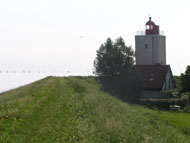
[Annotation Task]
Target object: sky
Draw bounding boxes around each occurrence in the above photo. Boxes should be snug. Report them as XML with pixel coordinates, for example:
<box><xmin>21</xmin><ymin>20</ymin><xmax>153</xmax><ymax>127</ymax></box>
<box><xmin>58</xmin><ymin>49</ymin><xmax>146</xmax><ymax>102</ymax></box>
<box><xmin>0</xmin><ymin>0</ymin><xmax>189</xmax><ymax>75</ymax></box>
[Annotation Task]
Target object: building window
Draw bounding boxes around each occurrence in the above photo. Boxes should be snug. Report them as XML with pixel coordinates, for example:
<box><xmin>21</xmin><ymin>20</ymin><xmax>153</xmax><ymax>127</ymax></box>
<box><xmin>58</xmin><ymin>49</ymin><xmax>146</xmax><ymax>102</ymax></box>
<box><xmin>146</xmin><ymin>25</ymin><xmax>150</xmax><ymax>30</ymax></box>
<box><xmin>145</xmin><ymin>44</ymin><xmax>148</xmax><ymax>49</ymax></box>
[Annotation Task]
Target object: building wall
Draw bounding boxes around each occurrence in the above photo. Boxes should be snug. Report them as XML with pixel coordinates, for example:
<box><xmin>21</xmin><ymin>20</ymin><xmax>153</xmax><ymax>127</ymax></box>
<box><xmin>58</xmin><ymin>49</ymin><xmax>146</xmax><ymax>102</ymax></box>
<box><xmin>162</xmin><ymin>70</ymin><xmax>175</xmax><ymax>91</ymax></box>
<box><xmin>135</xmin><ymin>35</ymin><xmax>166</xmax><ymax>65</ymax></box>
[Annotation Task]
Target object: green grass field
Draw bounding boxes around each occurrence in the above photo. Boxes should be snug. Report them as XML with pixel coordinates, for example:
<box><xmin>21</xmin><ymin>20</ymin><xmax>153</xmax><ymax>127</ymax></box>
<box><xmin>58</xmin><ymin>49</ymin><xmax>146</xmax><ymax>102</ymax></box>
<box><xmin>0</xmin><ymin>76</ymin><xmax>189</xmax><ymax>143</ymax></box>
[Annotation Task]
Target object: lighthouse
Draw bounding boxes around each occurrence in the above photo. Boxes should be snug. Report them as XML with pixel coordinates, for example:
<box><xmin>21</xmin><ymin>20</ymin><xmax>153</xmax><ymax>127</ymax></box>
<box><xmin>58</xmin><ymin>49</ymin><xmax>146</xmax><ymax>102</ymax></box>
<box><xmin>135</xmin><ymin>17</ymin><xmax>166</xmax><ymax>65</ymax></box>
<box><xmin>135</xmin><ymin>18</ymin><xmax>175</xmax><ymax>96</ymax></box>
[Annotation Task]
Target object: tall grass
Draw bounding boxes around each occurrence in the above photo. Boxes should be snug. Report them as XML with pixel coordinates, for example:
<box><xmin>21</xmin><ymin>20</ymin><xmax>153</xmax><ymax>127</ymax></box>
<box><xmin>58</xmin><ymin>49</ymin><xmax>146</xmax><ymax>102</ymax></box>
<box><xmin>0</xmin><ymin>76</ymin><xmax>189</xmax><ymax>143</ymax></box>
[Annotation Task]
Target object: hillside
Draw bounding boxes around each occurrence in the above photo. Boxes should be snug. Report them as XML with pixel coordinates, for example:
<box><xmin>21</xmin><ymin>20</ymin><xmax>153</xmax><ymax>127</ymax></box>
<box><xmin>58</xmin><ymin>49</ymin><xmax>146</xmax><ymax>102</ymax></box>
<box><xmin>0</xmin><ymin>76</ymin><xmax>189</xmax><ymax>143</ymax></box>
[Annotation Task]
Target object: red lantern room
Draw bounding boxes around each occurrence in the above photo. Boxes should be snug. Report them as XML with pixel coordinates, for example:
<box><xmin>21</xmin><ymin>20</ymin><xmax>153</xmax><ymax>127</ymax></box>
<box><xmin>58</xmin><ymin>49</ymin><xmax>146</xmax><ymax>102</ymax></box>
<box><xmin>145</xmin><ymin>17</ymin><xmax>159</xmax><ymax>35</ymax></box>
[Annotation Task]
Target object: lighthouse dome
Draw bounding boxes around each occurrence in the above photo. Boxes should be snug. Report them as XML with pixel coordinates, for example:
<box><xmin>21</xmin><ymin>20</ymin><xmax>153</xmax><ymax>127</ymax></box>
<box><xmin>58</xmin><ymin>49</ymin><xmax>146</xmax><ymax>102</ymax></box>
<box><xmin>146</xmin><ymin>17</ymin><xmax>155</xmax><ymax>26</ymax></box>
<box><xmin>145</xmin><ymin>17</ymin><xmax>159</xmax><ymax>35</ymax></box>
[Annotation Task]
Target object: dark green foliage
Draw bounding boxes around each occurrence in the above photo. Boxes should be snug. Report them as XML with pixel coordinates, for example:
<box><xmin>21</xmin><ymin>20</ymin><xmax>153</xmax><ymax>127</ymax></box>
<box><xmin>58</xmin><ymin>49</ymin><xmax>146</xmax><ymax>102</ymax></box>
<box><xmin>113</xmin><ymin>72</ymin><xmax>143</xmax><ymax>100</ymax></box>
<box><xmin>98</xmin><ymin>72</ymin><xmax>143</xmax><ymax>101</ymax></box>
<box><xmin>183</xmin><ymin>105</ymin><xmax>190</xmax><ymax>113</ymax></box>
<box><xmin>185</xmin><ymin>65</ymin><xmax>190</xmax><ymax>75</ymax></box>
<box><xmin>181</xmin><ymin>74</ymin><xmax>190</xmax><ymax>91</ymax></box>
<box><xmin>94</xmin><ymin>37</ymin><xmax>135</xmax><ymax>76</ymax></box>
<box><xmin>173</xmin><ymin>76</ymin><xmax>182</xmax><ymax>91</ymax></box>
<box><xmin>181</xmin><ymin>65</ymin><xmax>190</xmax><ymax>92</ymax></box>
<box><xmin>94</xmin><ymin>37</ymin><xmax>142</xmax><ymax>101</ymax></box>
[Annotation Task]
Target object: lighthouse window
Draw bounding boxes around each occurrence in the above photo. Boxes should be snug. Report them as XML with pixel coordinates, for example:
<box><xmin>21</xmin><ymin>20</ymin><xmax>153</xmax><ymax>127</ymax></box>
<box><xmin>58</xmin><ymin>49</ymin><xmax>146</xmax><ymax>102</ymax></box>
<box><xmin>145</xmin><ymin>44</ymin><xmax>148</xmax><ymax>49</ymax></box>
<box><xmin>146</xmin><ymin>25</ymin><xmax>149</xmax><ymax>30</ymax></box>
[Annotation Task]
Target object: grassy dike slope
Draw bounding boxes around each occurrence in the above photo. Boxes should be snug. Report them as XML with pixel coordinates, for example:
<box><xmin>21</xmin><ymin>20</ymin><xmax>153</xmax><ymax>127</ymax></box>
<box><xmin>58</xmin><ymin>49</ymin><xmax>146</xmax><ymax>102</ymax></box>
<box><xmin>0</xmin><ymin>76</ymin><xmax>189</xmax><ymax>143</ymax></box>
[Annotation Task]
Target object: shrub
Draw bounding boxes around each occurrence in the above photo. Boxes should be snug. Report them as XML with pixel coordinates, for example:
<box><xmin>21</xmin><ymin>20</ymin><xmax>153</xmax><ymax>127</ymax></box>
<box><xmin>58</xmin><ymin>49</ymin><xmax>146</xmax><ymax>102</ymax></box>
<box><xmin>183</xmin><ymin>105</ymin><xmax>190</xmax><ymax>113</ymax></box>
<box><xmin>98</xmin><ymin>71</ymin><xmax>143</xmax><ymax>101</ymax></box>
<box><xmin>181</xmin><ymin>74</ymin><xmax>190</xmax><ymax>92</ymax></box>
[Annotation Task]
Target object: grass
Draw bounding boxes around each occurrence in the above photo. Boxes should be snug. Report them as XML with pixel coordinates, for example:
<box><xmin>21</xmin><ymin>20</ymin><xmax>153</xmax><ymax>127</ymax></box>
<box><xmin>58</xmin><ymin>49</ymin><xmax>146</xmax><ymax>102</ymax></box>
<box><xmin>0</xmin><ymin>76</ymin><xmax>189</xmax><ymax>143</ymax></box>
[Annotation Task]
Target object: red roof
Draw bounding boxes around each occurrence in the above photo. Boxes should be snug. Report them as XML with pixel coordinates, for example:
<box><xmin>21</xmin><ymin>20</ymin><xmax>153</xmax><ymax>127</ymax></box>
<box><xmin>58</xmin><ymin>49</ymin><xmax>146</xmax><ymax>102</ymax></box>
<box><xmin>146</xmin><ymin>18</ymin><xmax>155</xmax><ymax>26</ymax></box>
<box><xmin>135</xmin><ymin>65</ymin><xmax>171</xmax><ymax>90</ymax></box>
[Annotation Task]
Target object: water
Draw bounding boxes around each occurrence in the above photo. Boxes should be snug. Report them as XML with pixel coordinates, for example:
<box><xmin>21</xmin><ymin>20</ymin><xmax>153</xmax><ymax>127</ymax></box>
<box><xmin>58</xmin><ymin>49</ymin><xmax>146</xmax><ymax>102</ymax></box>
<box><xmin>0</xmin><ymin>67</ymin><xmax>93</xmax><ymax>93</ymax></box>
<box><xmin>0</xmin><ymin>73</ymin><xmax>64</xmax><ymax>93</ymax></box>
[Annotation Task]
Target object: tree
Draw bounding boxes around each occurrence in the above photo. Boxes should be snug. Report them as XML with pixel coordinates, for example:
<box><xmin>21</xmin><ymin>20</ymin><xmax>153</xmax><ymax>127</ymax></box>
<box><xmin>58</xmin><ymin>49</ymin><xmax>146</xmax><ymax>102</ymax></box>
<box><xmin>94</xmin><ymin>37</ymin><xmax>135</xmax><ymax>76</ymax></box>
<box><xmin>181</xmin><ymin>65</ymin><xmax>190</xmax><ymax>91</ymax></box>
<box><xmin>185</xmin><ymin>65</ymin><xmax>190</xmax><ymax>75</ymax></box>
<box><xmin>94</xmin><ymin>37</ymin><xmax>142</xmax><ymax>101</ymax></box>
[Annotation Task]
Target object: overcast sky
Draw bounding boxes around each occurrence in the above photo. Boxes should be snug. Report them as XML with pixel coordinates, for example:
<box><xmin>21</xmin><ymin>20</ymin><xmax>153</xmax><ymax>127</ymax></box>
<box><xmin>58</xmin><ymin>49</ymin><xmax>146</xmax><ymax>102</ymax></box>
<box><xmin>0</xmin><ymin>0</ymin><xmax>189</xmax><ymax>75</ymax></box>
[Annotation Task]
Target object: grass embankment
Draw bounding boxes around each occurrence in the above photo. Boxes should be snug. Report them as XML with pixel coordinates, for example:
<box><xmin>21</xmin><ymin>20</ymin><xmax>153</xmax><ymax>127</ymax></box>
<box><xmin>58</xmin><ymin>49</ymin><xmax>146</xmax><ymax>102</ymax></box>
<box><xmin>0</xmin><ymin>76</ymin><xmax>189</xmax><ymax>143</ymax></box>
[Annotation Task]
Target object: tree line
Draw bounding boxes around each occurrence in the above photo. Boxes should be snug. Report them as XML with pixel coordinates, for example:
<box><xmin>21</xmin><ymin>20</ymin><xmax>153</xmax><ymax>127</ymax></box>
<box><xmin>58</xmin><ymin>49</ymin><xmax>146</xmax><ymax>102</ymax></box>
<box><xmin>181</xmin><ymin>66</ymin><xmax>190</xmax><ymax>92</ymax></box>
<box><xmin>94</xmin><ymin>36</ymin><xmax>190</xmax><ymax>101</ymax></box>
<box><xmin>94</xmin><ymin>37</ymin><xmax>142</xmax><ymax>101</ymax></box>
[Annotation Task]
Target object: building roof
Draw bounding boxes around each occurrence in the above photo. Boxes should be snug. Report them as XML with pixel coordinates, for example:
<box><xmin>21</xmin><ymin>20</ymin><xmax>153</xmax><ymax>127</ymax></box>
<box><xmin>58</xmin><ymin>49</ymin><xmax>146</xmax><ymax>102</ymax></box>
<box><xmin>145</xmin><ymin>17</ymin><xmax>155</xmax><ymax>26</ymax></box>
<box><xmin>135</xmin><ymin>65</ymin><xmax>171</xmax><ymax>90</ymax></box>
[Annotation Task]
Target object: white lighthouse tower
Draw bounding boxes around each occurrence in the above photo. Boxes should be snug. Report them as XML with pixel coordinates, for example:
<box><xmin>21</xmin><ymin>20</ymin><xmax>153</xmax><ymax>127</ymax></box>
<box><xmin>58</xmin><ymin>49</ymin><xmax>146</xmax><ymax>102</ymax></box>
<box><xmin>135</xmin><ymin>17</ymin><xmax>166</xmax><ymax>65</ymax></box>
